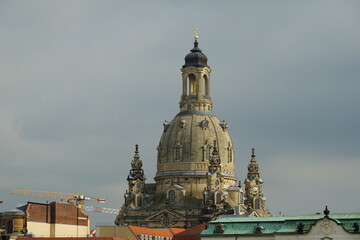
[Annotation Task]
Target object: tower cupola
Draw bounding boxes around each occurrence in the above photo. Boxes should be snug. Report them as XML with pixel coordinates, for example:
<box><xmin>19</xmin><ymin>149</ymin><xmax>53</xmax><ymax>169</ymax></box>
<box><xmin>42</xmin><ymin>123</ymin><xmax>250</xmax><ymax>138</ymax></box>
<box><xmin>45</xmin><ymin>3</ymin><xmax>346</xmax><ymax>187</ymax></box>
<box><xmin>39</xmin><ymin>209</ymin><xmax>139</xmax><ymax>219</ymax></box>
<box><xmin>180</xmin><ymin>28</ymin><xmax>212</xmax><ymax>113</ymax></box>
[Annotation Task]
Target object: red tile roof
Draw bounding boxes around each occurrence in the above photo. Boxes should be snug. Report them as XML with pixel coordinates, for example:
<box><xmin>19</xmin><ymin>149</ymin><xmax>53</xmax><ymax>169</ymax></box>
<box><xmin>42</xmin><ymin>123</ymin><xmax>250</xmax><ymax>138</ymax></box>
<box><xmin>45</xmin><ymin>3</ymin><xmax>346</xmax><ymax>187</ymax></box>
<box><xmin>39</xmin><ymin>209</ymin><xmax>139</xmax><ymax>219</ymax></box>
<box><xmin>128</xmin><ymin>226</ymin><xmax>174</xmax><ymax>238</ymax></box>
<box><xmin>172</xmin><ymin>223</ymin><xmax>208</xmax><ymax>240</ymax></box>
<box><xmin>170</xmin><ymin>228</ymin><xmax>186</xmax><ymax>235</ymax></box>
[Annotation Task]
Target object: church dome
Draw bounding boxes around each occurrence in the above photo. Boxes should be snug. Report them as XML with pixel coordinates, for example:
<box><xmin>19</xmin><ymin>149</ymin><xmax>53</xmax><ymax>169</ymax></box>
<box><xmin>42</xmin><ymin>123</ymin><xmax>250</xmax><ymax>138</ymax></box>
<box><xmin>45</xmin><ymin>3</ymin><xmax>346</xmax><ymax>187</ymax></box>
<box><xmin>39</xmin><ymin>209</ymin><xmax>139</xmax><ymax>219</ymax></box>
<box><xmin>182</xmin><ymin>40</ymin><xmax>209</xmax><ymax>68</ymax></box>
<box><xmin>156</xmin><ymin>112</ymin><xmax>235</xmax><ymax>178</ymax></box>
<box><xmin>117</xmin><ymin>33</ymin><xmax>247</xmax><ymax>228</ymax></box>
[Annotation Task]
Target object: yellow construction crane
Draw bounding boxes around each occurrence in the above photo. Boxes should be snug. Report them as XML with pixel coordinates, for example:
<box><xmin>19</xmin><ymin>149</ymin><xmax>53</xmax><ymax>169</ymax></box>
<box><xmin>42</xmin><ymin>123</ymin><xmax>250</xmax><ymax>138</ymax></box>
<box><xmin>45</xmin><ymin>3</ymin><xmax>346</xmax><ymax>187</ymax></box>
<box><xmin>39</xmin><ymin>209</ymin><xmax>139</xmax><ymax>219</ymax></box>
<box><xmin>11</xmin><ymin>190</ymin><xmax>105</xmax><ymax>209</ymax></box>
<box><xmin>83</xmin><ymin>206</ymin><xmax>121</xmax><ymax>215</ymax></box>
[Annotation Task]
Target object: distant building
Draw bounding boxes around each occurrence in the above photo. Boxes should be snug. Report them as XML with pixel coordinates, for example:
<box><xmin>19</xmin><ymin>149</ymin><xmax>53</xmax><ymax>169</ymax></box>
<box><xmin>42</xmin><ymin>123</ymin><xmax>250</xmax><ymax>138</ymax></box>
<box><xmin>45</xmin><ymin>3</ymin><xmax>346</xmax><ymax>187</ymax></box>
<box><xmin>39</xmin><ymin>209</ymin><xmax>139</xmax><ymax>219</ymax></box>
<box><xmin>116</xmin><ymin>33</ymin><xmax>271</xmax><ymax>229</ymax></box>
<box><xmin>201</xmin><ymin>207</ymin><xmax>360</xmax><ymax>240</ymax></box>
<box><xmin>0</xmin><ymin>209</ymin><xmax>26</xmax><ymax>240</ymax></box>
<box><xmin>0</xmin><ymin>201</ymin><xmax>90</xmax><ymax>239</ymax></box>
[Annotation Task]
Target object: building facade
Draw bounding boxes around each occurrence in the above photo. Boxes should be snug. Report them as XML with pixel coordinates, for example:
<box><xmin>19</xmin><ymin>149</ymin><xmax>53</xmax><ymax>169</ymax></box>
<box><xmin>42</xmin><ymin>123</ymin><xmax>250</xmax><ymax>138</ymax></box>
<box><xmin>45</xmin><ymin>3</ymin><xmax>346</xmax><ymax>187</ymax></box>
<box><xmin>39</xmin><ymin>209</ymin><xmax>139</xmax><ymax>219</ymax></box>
<box><xmin>115</xmin><ymin>34</ymin><xmax>271</xmax><ymax>228</ymax></box>
<box><xmin>0</xmin><ymin>201</ymin><xmax>90</xmax><ymax>239</ymax></box>
<box><xmin>201</xmin><ymin>207</ymin><xmax>360</xmax><ymax>240</ymax></box>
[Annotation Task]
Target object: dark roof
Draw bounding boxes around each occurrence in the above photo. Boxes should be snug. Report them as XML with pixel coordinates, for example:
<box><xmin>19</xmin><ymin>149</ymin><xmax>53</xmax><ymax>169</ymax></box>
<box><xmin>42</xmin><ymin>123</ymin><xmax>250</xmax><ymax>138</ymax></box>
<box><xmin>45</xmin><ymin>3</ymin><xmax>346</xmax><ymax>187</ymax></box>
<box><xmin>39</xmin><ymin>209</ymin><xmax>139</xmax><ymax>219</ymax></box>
<box><xmin>182</xmin><ymin>40</ymin><xmax>208</xmax><ymax>68</ymax></box>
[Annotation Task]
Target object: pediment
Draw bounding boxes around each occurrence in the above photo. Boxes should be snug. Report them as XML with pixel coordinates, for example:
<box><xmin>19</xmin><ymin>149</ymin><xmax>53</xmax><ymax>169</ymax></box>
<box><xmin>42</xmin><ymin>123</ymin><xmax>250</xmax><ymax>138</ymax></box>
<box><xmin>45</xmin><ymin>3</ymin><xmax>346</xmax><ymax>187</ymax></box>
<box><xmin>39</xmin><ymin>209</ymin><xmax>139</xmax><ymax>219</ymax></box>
<box><xmin>249</xmin><ymin>210</ymin><xmax>260</xmax><ymax>217</ymax></box>
<box><xmin>309</xmin><ymin>218</ymin><xmax>347</xmax><ymax>236</ymax></box>
<box><xmin>144</xmin><ymin>208</ymin><xmax>186</xmax><ymax>222</ymax></box>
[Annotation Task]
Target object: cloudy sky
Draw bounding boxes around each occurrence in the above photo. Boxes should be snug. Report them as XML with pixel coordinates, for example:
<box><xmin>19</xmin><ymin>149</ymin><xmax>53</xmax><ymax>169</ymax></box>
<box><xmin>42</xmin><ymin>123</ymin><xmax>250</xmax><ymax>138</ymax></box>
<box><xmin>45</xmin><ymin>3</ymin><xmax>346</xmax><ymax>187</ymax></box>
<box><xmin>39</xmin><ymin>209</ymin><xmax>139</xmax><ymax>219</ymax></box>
<box><xmin>1</xmin><ymin>1</ymin><xmax>360</xmax><ymax>227</ymax></box>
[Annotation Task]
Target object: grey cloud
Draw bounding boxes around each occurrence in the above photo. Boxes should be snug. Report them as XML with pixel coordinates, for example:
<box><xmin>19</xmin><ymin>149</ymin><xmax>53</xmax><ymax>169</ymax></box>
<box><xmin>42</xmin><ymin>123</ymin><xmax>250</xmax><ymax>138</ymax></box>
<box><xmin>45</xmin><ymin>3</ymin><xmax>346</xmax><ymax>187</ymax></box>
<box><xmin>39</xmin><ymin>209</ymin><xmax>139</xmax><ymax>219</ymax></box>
<box><xmin>1</xmin><ymin>0</ymin><xmax>359</xmax><ymax>226</ymax></box>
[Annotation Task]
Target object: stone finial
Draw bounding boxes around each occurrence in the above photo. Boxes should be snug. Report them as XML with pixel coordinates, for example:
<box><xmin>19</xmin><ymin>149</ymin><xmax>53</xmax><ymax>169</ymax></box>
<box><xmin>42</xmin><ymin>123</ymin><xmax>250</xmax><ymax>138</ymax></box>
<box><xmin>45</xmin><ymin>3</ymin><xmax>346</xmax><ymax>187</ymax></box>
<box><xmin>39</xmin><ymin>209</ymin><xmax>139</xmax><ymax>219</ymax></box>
<box><xmin>219</xmin><ymin>120</ymin><xmax>228</xmax><ymax>131</ymax></box>
<box><xmin>324</xmin><ymin>205</ymin><xmax>330</xmax><ymax>218</ymax></box>
<box><xmin>163</xmin><ymin>120</ymin><xmax>170</xmax><ymax>132</ymax></box>
<box><xmin>212</xmin><ymin>140</ymin><xmax>218</xmax><ymax>154</ymax></box>
<box><xmin>135</xmin><ymin>144</ymin><xmax>139</xmax><ymax>153</ymax></box>
<box><xmin>131</xmin><ymin>144</ymin><xmax>143</xmax><ymax>170</ymax></box>
<box><xmin>247</xmin><ymin>148</ymin><xmax>259</xmax><ymax>180</ymax></box>
<box><xmin>208</xmin><ymin>140</ymin><xmax>221</xmax><ymax>173</ymax></box>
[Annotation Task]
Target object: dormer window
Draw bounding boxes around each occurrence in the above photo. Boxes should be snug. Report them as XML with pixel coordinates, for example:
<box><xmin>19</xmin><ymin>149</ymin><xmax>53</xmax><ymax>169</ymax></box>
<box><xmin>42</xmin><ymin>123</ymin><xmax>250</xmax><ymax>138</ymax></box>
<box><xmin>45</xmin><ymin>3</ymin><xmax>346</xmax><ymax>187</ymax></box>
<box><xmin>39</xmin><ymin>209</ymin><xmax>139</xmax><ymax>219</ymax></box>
<box><xmin>214</xmin><ymin>224</ymin><xmax>224</xmax><ymax>233</ymax></box>
<box><xmin>253</xmin><ymin>225</ymin><xmax>264</xmax><ymax>234</ymax></box>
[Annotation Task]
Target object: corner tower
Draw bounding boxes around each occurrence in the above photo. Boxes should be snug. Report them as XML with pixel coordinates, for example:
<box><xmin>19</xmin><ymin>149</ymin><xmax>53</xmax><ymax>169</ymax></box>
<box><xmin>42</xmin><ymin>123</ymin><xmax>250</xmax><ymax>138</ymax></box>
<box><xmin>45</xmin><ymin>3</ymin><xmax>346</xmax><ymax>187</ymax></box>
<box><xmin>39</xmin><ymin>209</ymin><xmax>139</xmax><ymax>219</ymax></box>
<box><xmin>116</xmin><ymin>31</ymin><xmax>244</xmax><ymax>228</ymax></box>
<box><xmin>244</xmin><ymin>148</ymin><xmax>271</xmax><ymax>217</ymax></box>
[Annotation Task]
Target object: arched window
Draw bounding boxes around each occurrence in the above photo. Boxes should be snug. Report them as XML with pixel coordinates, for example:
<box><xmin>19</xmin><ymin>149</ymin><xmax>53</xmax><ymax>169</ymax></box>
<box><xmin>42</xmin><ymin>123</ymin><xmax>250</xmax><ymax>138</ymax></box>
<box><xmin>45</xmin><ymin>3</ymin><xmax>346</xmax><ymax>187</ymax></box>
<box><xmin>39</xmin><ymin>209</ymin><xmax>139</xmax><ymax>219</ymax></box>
<box><xmin>187</xmin><ymin>74</ymin><xmax>196</xmax><ymax>95</ymax></box>
<box><xmin>136</xmin><ymin>195</ymin><xmax>143</xmax><ymax>207</ymax></box>
<box><xmin>215</xmin><ymin>192</ymin><xmax>222</xmax><ymax>204</ymax></box>
<box><xmin>254</xmin><ymin>197</ymin><xmax>261</xmax><ymax>210</ymax></box>
<box><xmin>202</xmin><ymin>75</ymin><xmax>209</xmax><ymax>97</ymax></box>
<box><xmin>168</xmin><ymin>190</ymin><xmax>176</xmax><ymax>203</ymax></box>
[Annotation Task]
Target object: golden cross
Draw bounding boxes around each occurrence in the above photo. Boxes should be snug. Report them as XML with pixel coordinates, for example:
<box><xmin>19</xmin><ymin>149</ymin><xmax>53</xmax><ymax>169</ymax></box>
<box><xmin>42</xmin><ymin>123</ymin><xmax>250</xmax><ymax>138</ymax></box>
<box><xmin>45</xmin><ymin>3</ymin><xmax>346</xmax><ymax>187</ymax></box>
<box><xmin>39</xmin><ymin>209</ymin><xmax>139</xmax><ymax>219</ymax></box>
<box><xmin>194</xmin><ymin>28</ymin><xmax>199</xmax><ymax>40</ymax></box>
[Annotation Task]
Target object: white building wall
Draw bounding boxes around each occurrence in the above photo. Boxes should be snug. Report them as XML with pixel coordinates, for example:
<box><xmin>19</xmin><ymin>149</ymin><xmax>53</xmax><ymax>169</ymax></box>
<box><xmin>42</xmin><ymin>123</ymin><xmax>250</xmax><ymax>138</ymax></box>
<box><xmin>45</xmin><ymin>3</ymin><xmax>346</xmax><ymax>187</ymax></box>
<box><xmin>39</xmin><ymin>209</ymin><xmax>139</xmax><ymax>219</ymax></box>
<box><xmin>27</xmin><ymin>222</ymin><xmax>51</xmax><ymax>237</ymax></box>
<box><xmin>27</xmin><ymin>221</ymin><xmax>89</xmax><ymax>237</ymax></box>
<box><xmin>52</xmin><ymin>222</ymin><xmax>90</xmax><ymax>237</ymax></box>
